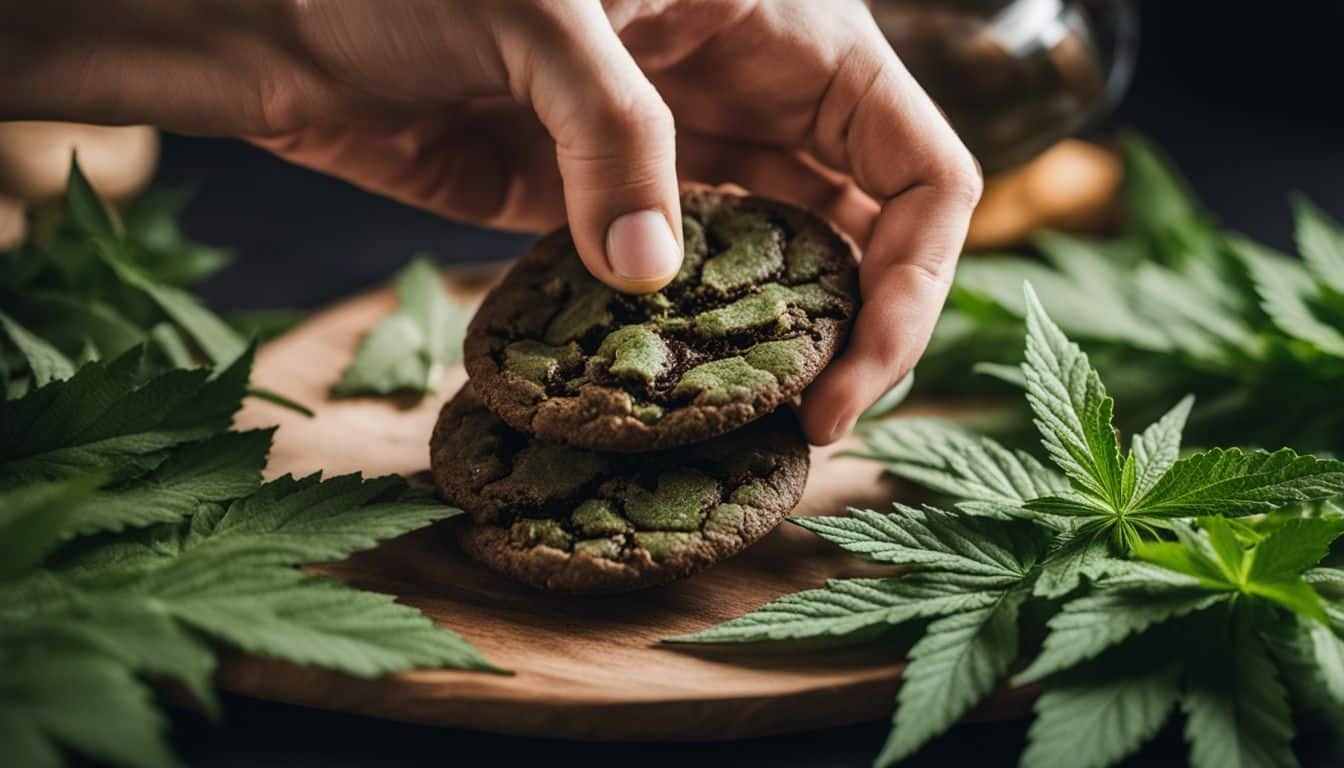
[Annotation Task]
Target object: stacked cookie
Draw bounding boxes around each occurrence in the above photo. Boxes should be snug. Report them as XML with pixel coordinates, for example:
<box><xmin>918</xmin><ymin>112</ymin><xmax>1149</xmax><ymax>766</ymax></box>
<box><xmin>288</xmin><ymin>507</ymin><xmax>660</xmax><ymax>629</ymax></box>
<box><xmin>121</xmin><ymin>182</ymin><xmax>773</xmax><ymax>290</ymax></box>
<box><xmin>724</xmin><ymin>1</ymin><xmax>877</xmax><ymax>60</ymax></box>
<box><xmin>430</xmin><ymin>189</ymin><xmax>859</xmax><ymax>593</ymax></box>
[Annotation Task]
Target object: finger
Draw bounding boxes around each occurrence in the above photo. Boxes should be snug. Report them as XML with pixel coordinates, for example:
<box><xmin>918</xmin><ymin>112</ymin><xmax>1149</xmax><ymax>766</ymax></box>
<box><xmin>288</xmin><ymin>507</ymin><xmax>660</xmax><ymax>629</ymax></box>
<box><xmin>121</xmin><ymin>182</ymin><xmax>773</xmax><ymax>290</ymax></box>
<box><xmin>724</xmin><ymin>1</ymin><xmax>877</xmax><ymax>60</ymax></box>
<box><xmin>676</xmin><ymin>132</ymin><xmax>880</xmax><ymax>247</ymax></box>
<box><xmin>251</xmin><ymin>101</ymin><xmax>568</xmax><ymax>232</ymax></box>
<box><xmin>798</xmin><ymin>186</ymin><xmax>972</xmax><ymax>445</ymax></box>
<box><xmin>504</xmin><ymin>1</ymin><xmax>682</xmax><ymax>294</ymax></box>
<box><xmin>798</xmin><ymin>17</ymin><xmax>982</xmax><ymax>444</ymax></box>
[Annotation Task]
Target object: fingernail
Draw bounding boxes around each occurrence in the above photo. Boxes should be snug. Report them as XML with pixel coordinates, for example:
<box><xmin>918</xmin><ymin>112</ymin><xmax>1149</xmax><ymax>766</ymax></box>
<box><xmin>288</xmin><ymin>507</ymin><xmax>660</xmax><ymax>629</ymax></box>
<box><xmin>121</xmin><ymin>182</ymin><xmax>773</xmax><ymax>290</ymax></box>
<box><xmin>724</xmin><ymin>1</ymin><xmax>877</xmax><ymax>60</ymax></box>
<box><xmin>606</xmin><ymin>209</ymin><xmax>681</xmax><ymax>283</ymax></box>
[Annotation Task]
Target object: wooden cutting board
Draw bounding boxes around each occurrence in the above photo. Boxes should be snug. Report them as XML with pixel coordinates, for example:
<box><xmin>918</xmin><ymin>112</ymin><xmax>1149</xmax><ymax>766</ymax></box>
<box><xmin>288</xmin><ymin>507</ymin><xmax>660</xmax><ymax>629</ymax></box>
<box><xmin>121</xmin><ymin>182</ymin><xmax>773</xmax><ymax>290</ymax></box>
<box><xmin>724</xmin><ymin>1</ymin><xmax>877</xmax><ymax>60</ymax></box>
<box><xmin>223</xmin><ymin>264</ymin><xmax>1030</xmax><ymax>741</ymax></box>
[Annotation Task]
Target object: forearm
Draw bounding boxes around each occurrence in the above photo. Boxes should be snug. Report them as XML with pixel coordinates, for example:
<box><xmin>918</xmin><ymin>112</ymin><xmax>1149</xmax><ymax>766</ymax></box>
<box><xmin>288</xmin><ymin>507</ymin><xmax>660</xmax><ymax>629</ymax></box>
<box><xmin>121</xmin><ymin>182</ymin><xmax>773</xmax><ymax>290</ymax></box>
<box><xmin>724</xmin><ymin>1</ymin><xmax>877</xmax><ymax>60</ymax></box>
<box><xmin>0</xmin><ymin>0</ymin><xmax>305</xmax><ymax>134</ymax></box>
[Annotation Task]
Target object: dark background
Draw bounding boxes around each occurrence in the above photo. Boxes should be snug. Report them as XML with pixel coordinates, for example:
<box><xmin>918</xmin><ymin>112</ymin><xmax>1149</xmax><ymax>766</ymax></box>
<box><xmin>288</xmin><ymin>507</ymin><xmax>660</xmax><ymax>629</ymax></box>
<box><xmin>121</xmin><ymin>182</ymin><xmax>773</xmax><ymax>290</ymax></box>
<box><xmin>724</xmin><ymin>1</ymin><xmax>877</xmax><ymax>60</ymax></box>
<box><xmin>155</xmin><ymin>1</ymin><xmax>1343</xmax><ymax>766</ymax></box>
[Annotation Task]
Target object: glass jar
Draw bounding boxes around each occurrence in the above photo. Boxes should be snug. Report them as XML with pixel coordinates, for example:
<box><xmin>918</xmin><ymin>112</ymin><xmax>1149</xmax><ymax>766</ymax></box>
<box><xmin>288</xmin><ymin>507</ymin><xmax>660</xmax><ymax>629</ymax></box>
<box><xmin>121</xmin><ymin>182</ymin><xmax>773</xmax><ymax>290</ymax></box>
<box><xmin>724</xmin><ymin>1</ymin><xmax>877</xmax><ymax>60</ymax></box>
<box><xmin>870</xmin><ymin>0</ymin><xmax>1138</xmax><ymax>173</ymax></box>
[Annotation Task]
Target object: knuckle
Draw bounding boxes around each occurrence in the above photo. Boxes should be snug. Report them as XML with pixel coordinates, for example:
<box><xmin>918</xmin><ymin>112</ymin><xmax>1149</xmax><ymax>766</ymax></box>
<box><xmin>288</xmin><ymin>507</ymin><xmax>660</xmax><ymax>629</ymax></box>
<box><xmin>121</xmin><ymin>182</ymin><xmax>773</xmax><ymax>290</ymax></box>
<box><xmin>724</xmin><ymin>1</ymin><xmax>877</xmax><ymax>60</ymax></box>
<box><xmin>933</xmin><ymin>150</ymin><xmax>984</xmax><ymax>209</ymax></box>
<box><xmin>601</xmin><ymin>87</ymin><xmax>676</xmax><ymax>145</ymax></box>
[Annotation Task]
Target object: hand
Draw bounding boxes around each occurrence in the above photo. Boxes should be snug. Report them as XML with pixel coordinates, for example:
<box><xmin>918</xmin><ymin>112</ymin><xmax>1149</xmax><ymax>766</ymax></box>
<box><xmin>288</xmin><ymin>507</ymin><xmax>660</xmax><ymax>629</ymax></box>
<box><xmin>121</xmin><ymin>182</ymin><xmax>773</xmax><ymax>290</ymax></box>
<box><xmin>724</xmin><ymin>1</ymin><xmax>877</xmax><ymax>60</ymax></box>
<box><xmin>1</xmin><ymin>0</ymin><xmax>981</xmax><ymax>445</ymax></box>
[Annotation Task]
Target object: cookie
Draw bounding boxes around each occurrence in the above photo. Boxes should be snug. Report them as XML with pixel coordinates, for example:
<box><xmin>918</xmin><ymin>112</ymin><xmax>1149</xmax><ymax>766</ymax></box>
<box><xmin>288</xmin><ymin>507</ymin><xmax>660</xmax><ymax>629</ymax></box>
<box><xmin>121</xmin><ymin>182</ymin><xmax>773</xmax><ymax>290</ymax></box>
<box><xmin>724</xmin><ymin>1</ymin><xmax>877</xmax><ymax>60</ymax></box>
<box><xmin>430</xmin><ymin>385</ymin><xmax>810</xmax><ymax>593</ymax></box>
<box><xmin>463</xmin><ymin>188</ymin><xmax>858</xmax><ymax>452</ymax></box>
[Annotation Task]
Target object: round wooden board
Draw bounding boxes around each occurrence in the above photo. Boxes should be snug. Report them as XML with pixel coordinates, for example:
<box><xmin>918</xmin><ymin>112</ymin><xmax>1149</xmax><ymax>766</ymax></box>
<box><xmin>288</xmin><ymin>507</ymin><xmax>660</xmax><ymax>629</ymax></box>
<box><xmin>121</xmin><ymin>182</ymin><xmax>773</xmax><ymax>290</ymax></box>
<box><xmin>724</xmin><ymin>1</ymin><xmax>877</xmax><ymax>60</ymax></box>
<box><xmin>223</xmin><ymin>264</ymin><xmax>1030</xmax><ymax>741</ymax></box>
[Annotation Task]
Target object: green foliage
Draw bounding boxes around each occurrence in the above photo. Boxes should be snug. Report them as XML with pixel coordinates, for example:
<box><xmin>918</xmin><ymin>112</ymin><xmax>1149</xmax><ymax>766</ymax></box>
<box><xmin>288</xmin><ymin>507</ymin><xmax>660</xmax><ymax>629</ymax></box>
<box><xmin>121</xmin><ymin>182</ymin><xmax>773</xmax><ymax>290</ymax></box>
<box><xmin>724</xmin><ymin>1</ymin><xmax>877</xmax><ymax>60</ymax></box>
<box><xmin>0</xmin><ymin>476</ymin><xmax>101</xmax><ymax>581</ymax></box>
<box><xmin>795</xmin><ymin>506</ymin><xmax>1045</xmax><ymax>579</ymax></box>
<box><xmin>666</xmin><ymin>576</ymin><xmax>1008</xmax><ymax>644</ymax></box>
<box><xmin>872</xmin><ymin>287</ymin><xmax>1344</xmax><ymax>565</ymax></box>
<box><xmin>1</xmin><ymin>159</ymin><xmax>246</xmax><ymax>378</ymax></box>
<box><xmin>1130</xmin><ymin>517</ymin><xmax>1344</xmax><ymax>621</ymax></box>
<box><xmin>61</xmin><ymin>428</ymin><xmax>273</xmax><ymax>537</ymax></box>
<box><xmin>857</xmin><ymin>419</ymin><xmax>1067</xmax><ymax>510</ymax></box>
<box><xmin>334</xmin><ymin>256</ymin><xmax>473</xmax><ymax>397</ymax></box>
<box><xmin>0</xmin><ymin>352</ymin><xmax>499</xmax><ymax>768</ymax></box>
<box><xmin>1022</xmin><ymin>660</ymin><xmax>1181</xmax><ymax>768</ymax></box>
<box><xmin>878</xmin><ymin>586</ymin><xmax>1028</xmax><ymax>765</ymax></box>
<box><xmin>0</xmin><ymin>157</ymin><xmax>315</xmax><ymax>420</ymax></box>
<box><xmin>0</xmin><ymin>345</ymin><xmax>252</xmax><ymax>488</ymax></box>
<box><xmin>677</xmin><ymin>285</ymin><xmax>1344</xmax><ymax>768</ymax></box>
<box><xmin>1182</xmin><ymin>618</ymin><xmax>1297</xmax><ymax>768</ymax></box>
<box><xmin>920</xmin><ymin>135</ymin><xmax>1344</xmax><ymax>455</ymax></box>
<box><xmin>0</xmin><ymin>310</ymin><xmax>75</xmax><ymax>387</ymax></box>
<box><xmin>0</xmin><ymin>168</ymin><xmax>500</xmax><ymax>766</ymax></box>
<box><xmin>0</xmin><ymin>645</ymin><xmax>184</xmax><ymax>768</ymax></box>
<box><xmin>101</xmin><ymin>253</ymin><xmax>246</xmax><ymax>365</ymax></box>
<box><xmin>1021</xmin><ymin>284</ymin><xmax>1125</xmax><ymax>508</ymax></box>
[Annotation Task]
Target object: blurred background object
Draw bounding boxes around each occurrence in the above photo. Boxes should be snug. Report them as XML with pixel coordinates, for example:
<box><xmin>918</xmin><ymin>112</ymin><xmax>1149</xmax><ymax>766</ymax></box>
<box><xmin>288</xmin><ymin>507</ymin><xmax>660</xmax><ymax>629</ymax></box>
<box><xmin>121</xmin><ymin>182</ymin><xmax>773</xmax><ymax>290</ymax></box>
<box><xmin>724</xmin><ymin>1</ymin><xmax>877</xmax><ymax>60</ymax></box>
<box><xmin>871</xmin><ymin>0</ymin><xmax>1137</xmax><ymax>248</ymax></box>
<box><xmin>0</xmin><ymin>192</ymin><xmax>25</xmax><ymax>250</ymax></box>
<box><xmin>0</xmin><ymin>122</ymin><xmax>159</xmax><ymax>203</ymax></box>
<box><xmin>870</xmin><ymin>0</ymin><xmax>1137</xmax><ymax>174</ymax></box>
<box><xmin>965</xmin><ymin>138</ymin><xmax>1121</xmax><ymax>249</ymax></box>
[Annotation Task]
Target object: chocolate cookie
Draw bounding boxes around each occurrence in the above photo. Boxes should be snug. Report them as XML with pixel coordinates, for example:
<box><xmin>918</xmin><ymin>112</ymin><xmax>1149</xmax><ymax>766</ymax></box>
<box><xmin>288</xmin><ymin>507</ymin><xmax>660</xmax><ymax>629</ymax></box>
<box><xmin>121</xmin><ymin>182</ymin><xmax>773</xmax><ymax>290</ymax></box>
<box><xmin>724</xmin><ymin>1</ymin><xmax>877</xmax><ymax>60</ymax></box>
<box><xmin>430</xmin><ymin>385</ymin><xmax>809</xmax><ymax>593</ymax></box>
<box><xmin>464</xmin><ymin>188</ymin><xmax>858</xmax><ymax>452</ymax></box>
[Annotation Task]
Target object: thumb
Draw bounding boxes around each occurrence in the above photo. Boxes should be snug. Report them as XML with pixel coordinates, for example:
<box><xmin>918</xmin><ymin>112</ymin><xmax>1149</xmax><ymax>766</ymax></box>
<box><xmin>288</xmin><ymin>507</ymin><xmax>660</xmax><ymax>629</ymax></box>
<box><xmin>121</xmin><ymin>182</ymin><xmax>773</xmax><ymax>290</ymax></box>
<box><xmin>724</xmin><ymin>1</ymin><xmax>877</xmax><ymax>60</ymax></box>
<box><xmin>515</xmin><ymin>2</ymin><xmax>682</xmax><ymax>293</ymax></box>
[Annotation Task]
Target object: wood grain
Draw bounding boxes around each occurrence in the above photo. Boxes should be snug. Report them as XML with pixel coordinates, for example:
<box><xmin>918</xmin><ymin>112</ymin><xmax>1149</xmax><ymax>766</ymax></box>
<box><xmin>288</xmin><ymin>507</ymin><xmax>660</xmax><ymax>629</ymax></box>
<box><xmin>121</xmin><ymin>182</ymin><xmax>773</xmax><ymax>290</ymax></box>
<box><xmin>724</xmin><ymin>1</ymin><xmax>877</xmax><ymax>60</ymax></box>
<box><xmin>222</xmin><ymin>264</ymin><xmax>1028</xmax><ymax>741</ymax></box>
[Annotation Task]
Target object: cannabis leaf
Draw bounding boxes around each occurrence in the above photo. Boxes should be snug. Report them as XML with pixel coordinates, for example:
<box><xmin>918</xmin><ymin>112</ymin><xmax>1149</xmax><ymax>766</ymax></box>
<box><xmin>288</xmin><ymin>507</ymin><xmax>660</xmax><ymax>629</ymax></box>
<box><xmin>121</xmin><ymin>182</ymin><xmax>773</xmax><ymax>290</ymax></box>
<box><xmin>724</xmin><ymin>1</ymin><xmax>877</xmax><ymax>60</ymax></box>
<box><xmin>54</xmin><ymin>472</ymin><xmax>458</xmax><ymax>585</ymax></box>
<box><xmin>68</xmin><ymin>156</ymin><xmax>246</xmax><ymax>365</ymax></box>
<box><xmin>0</xmin><ymin>339</ymin><xmax>492</xmax><ymax>768</ymax></box>
<box><xmin>60</xmin><ymin>154</ymin><xmax>118</xmax><ymax>238</ymax></box>
<box><xmin>859</xmin><ymin>419</ymin><xmax>1068</xmax><ymax>513</ymax></box>
<box><xmin>144</xmin><ymin>566</ymin><xmax>491</xmax><ymax>676</ymax></box>
<box><xmin>1235</xmin><ymin>235</ymin><xmax>1344</xmax><ymax>360</ymax></box>
<box><xmin>1</xmin><ymin>159</ymin><xmax>497</xmax><ymax>768</ymax></box>
<box><xmin>1267</xmin><ymin>605</ymin><xmax>1344</xmax><ymax>723</ymax></box>
<box><xmin>1119</xmin><ymin>135</ymin><xmax>1207</xmax><ymax>252</ymax></box>
<box><xmin>1139</xmin><ymin>517</ymin><xmax>1344</xmax><ymax>620</ymax></box>
<box><xmin>1015</xmin><ymin>572</ymin><xmax>1224</xmax><ymax>684</ymax></box>
<box><xmin>1017</xmin><ymin>516</ymin><xmax>1344</xmax><ymax>768</ymax></box>
<box><xmin>951</xmin><ymin>226</ymin><xmax>1255</xmax><ymax>371</ymax></box>
<box><xmin>1182</xmin><ymin>620</ymin><xmax>1297</xmax><ymax>768</ymax></box>
<box><xmin>664</xmin><ymin>575</ymin><xmax>1008</xmax><ymax>644</ymax></box>
<box><xmin>1030</xmin><ymin>526</ymin><xmax>1114</xmax><ymax>599</ymax></box>
<box><xmin>0</xmin><ymin>310</ymin><xmax>75</xmax><ymax>388</ymax></box>
<box><xmin>2</xmin><ymin>466</ymin><xmax>497</xmax><ymax>768</ymax></box>
<box><xmin>119</xmin><ymin>185</ymin><xmax>235</xmax><ymax>286</ymax></box>
<box><xmin>335</xmin><ymin>256</ymin><xmax>473</xmax><ymax>397</ymax></box>
<box><xmin>61</xmin><ymin>428</ymin><xmax>272</xmax><ymax>537</ymax></box>
<box><xmin>1129</xmin><ymin>394</ymin><xmax>1192</xmax><ymax>498</ymax></box>
<box><xmin>0</xmin><ymin>644</ymin><xmax>182</xmax><ymax>768</ymax></box>
<box><xmin>672</xmin><ymin>503</ymin><xmax>1046</xmax><ymax>766</ymax></box>
<box><xmin>101</xmin><ymin>251</ymin><xmax>248</xmax><ymax>366</ymax></box>
<box><xmin>876</xmin><ymin>585</ymin><xmax>1028</xmax><ymax>766</ymax></box>
<box><xmin>699</xmin><ymin>276</ymin><xmax>1344</xmax><ymax>768</ymax></box>
<box><xmin>0</xmin><ymin>157</ymin><xmax>296</xmax><ymax>415</ymax></box>
<box><xmin>795</xmin><ymin>506</ymin><xmax>1043</xmax><ymax>579</ymax></box>
<box><xmin>1021</xmin><ymin>654</ymin><xmax>1182</xmax><ymax>768</ymax></box>
<box><xmin>954</xmin><ymin>233</ymin><xmax>1171</xmax><ymax>352</ymax></box>
<box><xmin>1011</xmin><ymin>284</ymin><xmax>1344</xmax><ymax>553</ymax></box>
<box><xmin>919</xmin><ymin>135</ymin><xmax>1344</xmax><ymax>456</ymax></box>
<box><xmin>1021</xmin><ymin>282</ymin><xmax>1125</xmax><ymax>509</ymax></box>
<box><xmin>0</xmin><ymin>345</ymin><xmax>252</xmax><ymax>487</ymax></box>
<box><xmin>0</xmin><ymin>476</ymin><xmax>100</xmax><ymax>581</ymax></box>
<box><xmin>1293</xmin><ymin>196</ymin><xmax>1344</xmax><ymax>299</ymax></box>
<box><xmin>1133</xmin><ymin>448</ymin><xmax>1344</xmax><ymax>517</ymax></box>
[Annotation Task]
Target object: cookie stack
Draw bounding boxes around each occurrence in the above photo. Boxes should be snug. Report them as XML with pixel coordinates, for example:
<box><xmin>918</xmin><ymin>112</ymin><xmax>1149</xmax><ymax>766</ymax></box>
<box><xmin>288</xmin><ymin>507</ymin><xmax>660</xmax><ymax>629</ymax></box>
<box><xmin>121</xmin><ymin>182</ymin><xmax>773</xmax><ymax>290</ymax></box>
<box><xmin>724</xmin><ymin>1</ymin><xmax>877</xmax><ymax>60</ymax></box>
<box><xmin>430</xmin><ymin>189</ymin><xmax>859</xmax><ymax>593</ymax></box>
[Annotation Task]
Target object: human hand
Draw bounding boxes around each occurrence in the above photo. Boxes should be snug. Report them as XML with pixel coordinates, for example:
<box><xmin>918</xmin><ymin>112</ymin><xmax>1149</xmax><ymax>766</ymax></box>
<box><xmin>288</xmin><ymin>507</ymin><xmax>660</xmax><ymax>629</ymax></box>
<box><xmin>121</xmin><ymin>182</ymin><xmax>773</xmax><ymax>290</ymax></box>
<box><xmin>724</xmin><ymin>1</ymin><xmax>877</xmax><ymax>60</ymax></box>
<box><xmin>1</xmin><ymin>0</ymin><xmax>981</xmax><ymax>444</ymax></box>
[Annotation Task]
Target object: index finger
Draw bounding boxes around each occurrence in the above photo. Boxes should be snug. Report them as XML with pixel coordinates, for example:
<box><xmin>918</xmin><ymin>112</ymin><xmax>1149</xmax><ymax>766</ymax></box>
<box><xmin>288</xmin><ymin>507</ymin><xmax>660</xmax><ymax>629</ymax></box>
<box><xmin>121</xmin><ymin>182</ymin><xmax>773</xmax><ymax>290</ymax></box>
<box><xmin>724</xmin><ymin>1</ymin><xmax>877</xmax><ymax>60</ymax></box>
<box><xmin>797</xmin><ymin>14</ymin><xmax>982</xmax><ymax>445</ymax></box>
